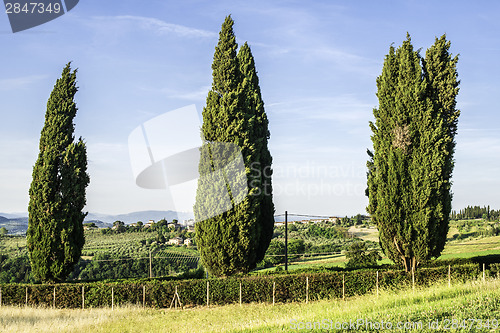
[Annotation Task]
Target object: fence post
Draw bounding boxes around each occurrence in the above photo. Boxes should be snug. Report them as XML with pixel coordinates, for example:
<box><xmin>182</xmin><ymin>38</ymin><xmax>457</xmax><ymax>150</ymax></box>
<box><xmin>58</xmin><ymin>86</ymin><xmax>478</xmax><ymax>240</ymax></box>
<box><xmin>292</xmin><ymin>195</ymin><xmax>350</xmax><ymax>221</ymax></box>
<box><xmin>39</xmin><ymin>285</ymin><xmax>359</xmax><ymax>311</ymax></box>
<box><xmin>143</xmin><ymin>285</ymin><xmax>146</xmax><ymax>308</ymax></box>
<box><xmin>342</xmin><ymin>274</ymin><xmax>345</xmax><ymax>301</ymax></box>
<box><xmin>306</xmin><ymin>276</ymin><xmax>309</xmax><ymax>304</ymax></box>
<box><xmin>272</xmin><ymin>281</ymin><xmax>275</xmax><ymax>306</ymax></box>
<box><xmin>82</xmin><ymin>286</ymin><xmax>85</xmax><ymax>309</ymax></box>
<box><xmin>483</xmin><ymin>263</ymin><xmax>486</xmax><ymax>282</ymax></box>
<box><xmin>239</xmin><ymin>282</ymin><xmax>242</xmax><ymax>307</ymax></box>
<box><xmin>0</xmin><ymin>286</ymin><xmax>2</xmax><ymax>307</ymax></box>
<box><xmin>206</xmin><ymin>281</ymin><xmax>209</xmax><ymax>307</ymax></box>
<box><xmin>112</xmin><ymin>287</ymin><xmax>114</xmax><ymax>310</ymax></box>
<box><xmin>412</xmin><ymin>267</ymin><xmax>415</xmax><ymax>291</ymax></box>
<box><xmin>376</xmin><ymin>271</ymin><xmax>379</xmax><ymax>297</ymax></box>
<box><xmin>448</xmin><ymin>265</ymin><xmax>451</xmax><ymax>287</ymax></box>
<box><xmin>53</xmin><ymin>287</ymin><xmax>56</xmax><ymax>308</ymax></box>
<box><xmin>25</xmin><ymin>286</ymin><xmax>28</xmax><ymax>307</ymax></box>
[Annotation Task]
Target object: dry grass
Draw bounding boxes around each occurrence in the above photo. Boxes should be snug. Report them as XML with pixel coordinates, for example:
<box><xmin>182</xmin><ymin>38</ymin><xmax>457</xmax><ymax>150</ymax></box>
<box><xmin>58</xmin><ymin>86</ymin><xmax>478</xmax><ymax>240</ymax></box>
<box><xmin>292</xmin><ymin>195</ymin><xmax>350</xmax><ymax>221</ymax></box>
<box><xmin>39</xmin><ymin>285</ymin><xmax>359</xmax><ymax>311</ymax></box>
<box><xmin>0</xmin><ymin>305</ymin><xmax>141</xmax><ymax>333</ymax></box>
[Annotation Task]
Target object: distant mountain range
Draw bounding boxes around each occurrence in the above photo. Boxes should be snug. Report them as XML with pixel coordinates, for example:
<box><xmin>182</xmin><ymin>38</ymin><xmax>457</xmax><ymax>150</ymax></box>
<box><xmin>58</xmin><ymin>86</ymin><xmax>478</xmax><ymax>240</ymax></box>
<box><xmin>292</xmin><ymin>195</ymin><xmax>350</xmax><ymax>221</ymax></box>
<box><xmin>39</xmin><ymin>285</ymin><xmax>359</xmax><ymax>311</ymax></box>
<box><xmin>0</xmin><ymin>210</ymin><xmax>195</xmax><ymax>235</ymax></box>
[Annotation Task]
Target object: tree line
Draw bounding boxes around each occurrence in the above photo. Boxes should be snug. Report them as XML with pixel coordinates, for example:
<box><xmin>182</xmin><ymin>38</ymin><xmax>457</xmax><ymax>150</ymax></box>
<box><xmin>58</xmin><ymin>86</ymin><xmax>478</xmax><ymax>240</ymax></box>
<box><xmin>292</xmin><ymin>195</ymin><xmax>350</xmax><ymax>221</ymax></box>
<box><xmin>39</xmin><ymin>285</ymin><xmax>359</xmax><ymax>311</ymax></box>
<box><xmin>451</xmin><ymin>205</ymin><xmax>500</xmax><ymax>221</ymax></box>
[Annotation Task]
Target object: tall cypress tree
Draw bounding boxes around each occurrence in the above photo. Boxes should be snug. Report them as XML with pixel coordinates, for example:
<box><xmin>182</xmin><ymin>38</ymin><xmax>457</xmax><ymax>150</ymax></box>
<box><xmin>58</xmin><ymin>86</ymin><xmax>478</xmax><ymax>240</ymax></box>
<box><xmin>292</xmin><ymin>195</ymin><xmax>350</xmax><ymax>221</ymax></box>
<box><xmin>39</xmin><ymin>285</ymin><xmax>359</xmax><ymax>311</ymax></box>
<box><xmin>237</xmin><ymin>42</ymin><xmax>275</xmax><ymax>263</ymax></box>
<box><xmin>27</xmin><ymin>63</ymin><xmax>89</xmax><ymax>283</ymax></box>
<box><xmin>194</xmin><ymin>16</ymin><xmax>274</xmax><ymax>276</ymax></box>
<box><xmin>367</xmin><ymin>35</ymin><xmax>459</xmax><ymax>272</ymax></box>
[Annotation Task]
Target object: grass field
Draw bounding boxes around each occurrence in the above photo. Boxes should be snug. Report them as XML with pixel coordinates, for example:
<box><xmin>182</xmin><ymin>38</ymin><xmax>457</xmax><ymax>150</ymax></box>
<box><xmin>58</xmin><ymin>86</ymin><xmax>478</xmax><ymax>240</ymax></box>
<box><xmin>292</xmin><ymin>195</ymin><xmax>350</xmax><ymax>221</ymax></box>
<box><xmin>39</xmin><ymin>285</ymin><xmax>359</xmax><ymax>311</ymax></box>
<box><xmin>271</xmin><ymin>228</ymin><xmax>500</xmax><ymax>271</ymax></box>
<box><xmin>1</xmin><ymin>278</ymin><xmax>499</xmax><ymax>332</ymax></box>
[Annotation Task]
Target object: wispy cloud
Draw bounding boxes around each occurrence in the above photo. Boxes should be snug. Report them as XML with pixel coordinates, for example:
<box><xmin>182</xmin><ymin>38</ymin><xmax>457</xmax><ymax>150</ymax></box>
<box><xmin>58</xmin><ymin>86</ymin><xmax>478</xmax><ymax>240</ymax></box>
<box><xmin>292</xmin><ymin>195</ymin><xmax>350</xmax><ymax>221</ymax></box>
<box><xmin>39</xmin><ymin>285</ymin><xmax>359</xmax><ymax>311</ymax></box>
<box><xmin>138</xmin><ymin>85</ymin><xmax>210</xmax><ymax>101</ymax></box>
<box><xmin>267</xmin><ymin>94</ymin><xmax>374</xmax><ymax>123</ymax></box>
<box><xmin>0</xmin><ymin>75</ymin><xmax>47</xmax><ymax>91</ymax></box>
<box><xmin>91</xmin><ymin>15</ymin><xmax>216</xmax><ymax>39</ymax></box>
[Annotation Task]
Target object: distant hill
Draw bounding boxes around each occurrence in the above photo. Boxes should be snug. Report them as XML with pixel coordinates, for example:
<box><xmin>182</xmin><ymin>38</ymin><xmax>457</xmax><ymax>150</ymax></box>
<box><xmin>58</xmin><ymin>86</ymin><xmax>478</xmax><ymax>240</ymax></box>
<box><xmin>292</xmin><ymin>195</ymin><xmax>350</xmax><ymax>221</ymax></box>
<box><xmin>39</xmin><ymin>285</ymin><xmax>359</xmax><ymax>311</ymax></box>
<box><xmin>0</xmin><ymin>210</ymin><xmax>194</xmax><ymax>235</ymax></box>
<box><xmin>0</xmin><ymin>216</ymin><xmax>29</xmax><ymax>235</ymax></box>
<box><xmin>85</xmin><ymin>210</ymin><xmax>194</xmax><ymax>224</ymax></box>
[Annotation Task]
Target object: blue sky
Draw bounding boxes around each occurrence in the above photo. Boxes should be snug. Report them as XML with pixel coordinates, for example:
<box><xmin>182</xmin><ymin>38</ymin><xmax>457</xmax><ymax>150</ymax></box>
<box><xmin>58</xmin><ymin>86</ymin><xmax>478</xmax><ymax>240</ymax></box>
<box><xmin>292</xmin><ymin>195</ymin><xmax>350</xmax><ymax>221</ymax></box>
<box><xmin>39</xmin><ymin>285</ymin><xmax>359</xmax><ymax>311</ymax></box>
<box><xmin>1</xmin><ymin>0</ymin><xmax>499</xmax><ymax>216</ymax></box>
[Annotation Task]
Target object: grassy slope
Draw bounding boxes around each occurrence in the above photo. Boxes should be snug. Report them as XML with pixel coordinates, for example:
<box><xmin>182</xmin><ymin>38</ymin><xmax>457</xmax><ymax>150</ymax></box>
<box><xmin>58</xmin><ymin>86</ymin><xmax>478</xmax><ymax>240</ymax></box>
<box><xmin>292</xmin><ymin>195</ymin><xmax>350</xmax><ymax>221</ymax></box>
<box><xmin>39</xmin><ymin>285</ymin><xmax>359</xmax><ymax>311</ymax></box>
<box><xmin>1</xmin><ymin>279</ymin><xmax>499</xmax><ymax>332</ymax></box>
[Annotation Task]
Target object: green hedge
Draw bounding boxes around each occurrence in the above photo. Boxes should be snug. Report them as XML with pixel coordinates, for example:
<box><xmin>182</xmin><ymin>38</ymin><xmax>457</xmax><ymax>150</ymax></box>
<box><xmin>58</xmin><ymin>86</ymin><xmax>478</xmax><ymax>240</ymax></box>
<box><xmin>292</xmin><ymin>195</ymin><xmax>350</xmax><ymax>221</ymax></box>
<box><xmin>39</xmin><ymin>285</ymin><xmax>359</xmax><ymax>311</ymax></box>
<box><xmin>0</xmin><ymin>263</ymin><xmax>483</xmax><ymax>308</ymax></box>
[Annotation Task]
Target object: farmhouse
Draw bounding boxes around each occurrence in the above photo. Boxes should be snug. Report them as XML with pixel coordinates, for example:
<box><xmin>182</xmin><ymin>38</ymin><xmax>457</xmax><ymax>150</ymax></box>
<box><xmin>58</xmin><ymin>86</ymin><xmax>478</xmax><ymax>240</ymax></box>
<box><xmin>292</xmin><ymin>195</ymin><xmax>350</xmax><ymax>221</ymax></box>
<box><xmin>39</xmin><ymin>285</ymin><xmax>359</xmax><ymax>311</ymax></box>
<box><xmin>168</xmin><ymin>237</ymin><xmax>184</xmax><ymax>245</ymax></box>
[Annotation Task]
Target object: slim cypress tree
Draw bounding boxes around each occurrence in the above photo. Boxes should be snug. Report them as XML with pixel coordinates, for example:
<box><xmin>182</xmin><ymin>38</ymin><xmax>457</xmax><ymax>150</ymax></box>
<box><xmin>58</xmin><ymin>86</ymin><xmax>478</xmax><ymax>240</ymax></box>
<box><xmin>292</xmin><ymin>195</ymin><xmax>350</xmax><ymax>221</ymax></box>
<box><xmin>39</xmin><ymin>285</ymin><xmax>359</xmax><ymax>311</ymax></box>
<box><xmin>367</xmin><ymin>35</ymin><xmax>459</xmax><ymax>272</ymax></box>
<box><xmin>27</xmin><ymin>63</ymin><xmax>89</xmax><ymax>283</ymax></box>
<box><xmin>194</xmin><ymin>16</ymin><xmax>274</xmax><ymax>276</ymax></box>
<box><xmin>237</xmin><ymin>42</ymin><xmax>275</xmax><ymax>263</ymax></box>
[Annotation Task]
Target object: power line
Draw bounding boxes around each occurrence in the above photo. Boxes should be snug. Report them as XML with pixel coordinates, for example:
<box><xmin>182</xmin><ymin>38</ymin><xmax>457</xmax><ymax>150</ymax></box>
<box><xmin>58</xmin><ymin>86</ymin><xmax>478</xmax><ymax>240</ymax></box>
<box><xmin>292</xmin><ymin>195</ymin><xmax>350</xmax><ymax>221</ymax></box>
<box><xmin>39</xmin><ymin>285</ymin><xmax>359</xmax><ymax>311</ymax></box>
<box><xmin>274</xmin><ymin>213</ymin><xmax>337</xmax><ymax>219</ymax></box>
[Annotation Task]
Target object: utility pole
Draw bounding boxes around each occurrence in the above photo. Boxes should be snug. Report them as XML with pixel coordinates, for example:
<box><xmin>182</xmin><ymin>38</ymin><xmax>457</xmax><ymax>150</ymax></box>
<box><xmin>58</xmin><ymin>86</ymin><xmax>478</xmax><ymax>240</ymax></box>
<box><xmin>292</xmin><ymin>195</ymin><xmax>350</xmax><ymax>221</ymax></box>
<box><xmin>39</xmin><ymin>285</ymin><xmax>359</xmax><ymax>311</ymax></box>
<box><xmin>285</xmin><ymin>211</ymin><xmax>288</xmax><ymax>271</ymax></box>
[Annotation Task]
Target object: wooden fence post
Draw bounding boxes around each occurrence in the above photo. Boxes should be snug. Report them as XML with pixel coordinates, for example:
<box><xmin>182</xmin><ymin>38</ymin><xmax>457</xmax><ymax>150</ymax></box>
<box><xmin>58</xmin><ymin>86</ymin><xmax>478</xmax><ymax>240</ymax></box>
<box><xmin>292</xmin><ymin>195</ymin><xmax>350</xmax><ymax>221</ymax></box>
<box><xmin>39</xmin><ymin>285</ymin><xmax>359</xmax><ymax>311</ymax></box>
<box><xmin>448</xmin><ymin>265</ymin><xmax>451</xmax><ymax>288</ymax></box>
<box><xmin>342</xmin><ymin>274</ymin><xmax>345</xmax><ymax>301</ymax></box>
<box><xmin>25</xmin><ymin>287</ymin><xmax>28</xmax><ymax>307</ymax></box>
<box><xmin>82</xmin><ymin>286</ymin><xmax>85</xmax><ymax>309</ymax></box>
<box><xmin>412</xmin><ymin>268</ymin><xmax>415</xmax><ymax>291</ymax></box>
<box><xmin>306</xmin><ymin>276</ymin><xmax>309</xmax><ymax>304</ymax></box>
<box><xmin>206</xmin><ymin>281</ymin><xmax>209</xmax><ymax>307</ymax></box>
<box><xmin>143</xmin><ymin>285</ymin><xmax>146</xmax><ymax>308</ymax></box>
<box><xmin>53</xmin><ymin>287</ymin><xmax>56</xmax><ymax>308</ymax></box>
<box><xmin>376</xmin><ymin>271</ymin><xmax>379</xmax><ymax>297</ymax></box>
<box><xmin>272</xmin><ymin>281</ymin><xmax>275</xmax><ymax>306</ymax></box>
<box><xmin>111</xmin><ymin>287</ymin><xmax>114</xmax><ymax>310</ymax></box>
<box><xmin>239</xmin><ymin>282</ymin><xmax>242</xmax><ymax>307</ymax></box>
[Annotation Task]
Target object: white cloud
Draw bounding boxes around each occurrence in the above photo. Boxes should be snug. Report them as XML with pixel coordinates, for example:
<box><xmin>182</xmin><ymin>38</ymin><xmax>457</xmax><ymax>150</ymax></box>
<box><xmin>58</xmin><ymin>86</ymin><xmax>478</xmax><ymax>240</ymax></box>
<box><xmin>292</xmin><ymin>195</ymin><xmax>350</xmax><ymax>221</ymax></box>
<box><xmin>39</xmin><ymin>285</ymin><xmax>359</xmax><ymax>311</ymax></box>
<box><xmin>91</xmin><ymin>15</ymin><xmax>216</xmax><ymax>39</ymax></box>
<box><xmin>268</xmin><ymin>94</ymin><xmax>374</xmax><ymax>123</ymax></box>
<box><xmin>0</xmin><ymin>75</ymin><xmax>47</xmax><ymax>91</ymax></box>
<box><xmin>139</xmin><ymin>85</ymin><xmax>211</xmax><ymax>101</ymax></box>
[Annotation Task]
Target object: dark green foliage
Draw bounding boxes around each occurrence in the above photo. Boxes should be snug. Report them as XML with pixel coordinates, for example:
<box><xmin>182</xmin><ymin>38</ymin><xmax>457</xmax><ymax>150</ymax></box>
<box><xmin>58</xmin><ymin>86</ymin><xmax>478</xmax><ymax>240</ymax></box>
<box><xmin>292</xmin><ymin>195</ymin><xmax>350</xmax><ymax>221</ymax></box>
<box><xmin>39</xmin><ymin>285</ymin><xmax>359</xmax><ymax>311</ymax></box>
<box><xmin>345</xmin><ymin>242</ymin><xmax>382</xmax><ymax>269</ymax></box>
<box><xmin>0</xmin><ymin>254</ymin><xmax>33</xmax><ymax>283</ymax></box>
<box><xmin>27</xmin><ymin>63</ymin><xmax>90</xmax><ymax>283</ymax></box>
<box><xmin>194</xmin><ymin>16</ymin><xmax>274</xmax><ymax>276</ymax></box>
<box><xmin>367</xmin><ymin>35</ymin><xmax>460</xmax><ymax>272</ymax></box>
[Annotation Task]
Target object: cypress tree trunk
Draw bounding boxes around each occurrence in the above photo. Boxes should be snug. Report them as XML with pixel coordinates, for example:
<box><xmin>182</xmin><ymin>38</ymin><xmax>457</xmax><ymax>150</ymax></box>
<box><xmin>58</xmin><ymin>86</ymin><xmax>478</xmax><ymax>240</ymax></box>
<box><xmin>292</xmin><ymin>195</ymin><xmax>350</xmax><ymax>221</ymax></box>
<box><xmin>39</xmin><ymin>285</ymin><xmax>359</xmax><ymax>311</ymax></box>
<box><xmin>27</xmin><ymin>63</ymin><xmax>89</xmax><ymax>283</ymax></box>
<box><xmin>367</xmin><ymin>35</ymin><xmax>459</xmax><ymax>272</ymax></box>
<box><xmin>194</xmin><ymin>16</ymin><xmax>274</xmax><ymax>276</ymax></box>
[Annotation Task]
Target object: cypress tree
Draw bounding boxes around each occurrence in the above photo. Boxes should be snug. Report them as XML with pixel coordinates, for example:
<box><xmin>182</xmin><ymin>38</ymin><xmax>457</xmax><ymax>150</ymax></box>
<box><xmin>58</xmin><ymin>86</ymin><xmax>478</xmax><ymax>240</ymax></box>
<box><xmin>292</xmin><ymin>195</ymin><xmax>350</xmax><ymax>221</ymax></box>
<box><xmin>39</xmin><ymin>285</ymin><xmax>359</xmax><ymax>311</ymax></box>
<box><xmin>237</xmin><ymin>42</ymin><xmax>275</xmax><ymax>263</ymax></box>
<box><xmin>194</xmin><ymin>16</ymin><xmax>274</xmax><ymax>276</ymax></box>
<box><xmin>367</xmin><ymin>35</ymin><xmax>459</xmax><ymax>272</ymax></box>
<box><xmin>27</xmin><ymin>63</ymin><xmax>89</xmax><ymax>283</ymax></box>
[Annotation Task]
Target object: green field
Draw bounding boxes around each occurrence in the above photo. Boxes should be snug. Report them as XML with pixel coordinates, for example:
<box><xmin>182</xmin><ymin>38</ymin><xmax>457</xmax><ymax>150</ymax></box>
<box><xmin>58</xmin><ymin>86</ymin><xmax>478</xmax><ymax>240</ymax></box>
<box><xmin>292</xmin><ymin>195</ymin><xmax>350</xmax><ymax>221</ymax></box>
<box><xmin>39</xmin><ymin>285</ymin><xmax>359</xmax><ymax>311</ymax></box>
<box><xmin>269</xmin><ymin>223</ymin><xmax>500</xmax><ymax>271</ymax></box>
<box><xmin>1</xmin><ymin>278</ymin><xmax>499</xmax><ymax>332</ymax></box>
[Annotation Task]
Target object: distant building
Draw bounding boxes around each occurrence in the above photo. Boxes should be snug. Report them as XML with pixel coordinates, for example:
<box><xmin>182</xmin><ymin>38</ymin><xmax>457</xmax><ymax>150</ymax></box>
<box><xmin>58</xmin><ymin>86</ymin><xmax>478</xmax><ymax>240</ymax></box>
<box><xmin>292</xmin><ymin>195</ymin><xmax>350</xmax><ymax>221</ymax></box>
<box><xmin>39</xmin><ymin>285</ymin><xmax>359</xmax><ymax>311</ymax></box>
<box><xmin>168</xmin><ymin>237</ymin><xmax>183</xmax><ymax>246</ymax></box>
<box><xmin>168</xmin><ymin>223</ymin><xmax>182</xmax><ymax>230</ymax></box>
<box><xmin>144</xmin><ymin>220</ymin><xmax>155</xmax><ymax>228</ymax></box>
<box><xmin>184</xmin><ymin>238</ymin><xmax>193</xmax><ymax>246</ymax></box>
<box><xmin>329</xmin><ymin>217</ymin><xmax>340</xmax><ymax>223</ymax></box>
<box><xmin>184</xmin><ymin>219</ymin><xmax>195</xmax><ymax>226</ymax></box>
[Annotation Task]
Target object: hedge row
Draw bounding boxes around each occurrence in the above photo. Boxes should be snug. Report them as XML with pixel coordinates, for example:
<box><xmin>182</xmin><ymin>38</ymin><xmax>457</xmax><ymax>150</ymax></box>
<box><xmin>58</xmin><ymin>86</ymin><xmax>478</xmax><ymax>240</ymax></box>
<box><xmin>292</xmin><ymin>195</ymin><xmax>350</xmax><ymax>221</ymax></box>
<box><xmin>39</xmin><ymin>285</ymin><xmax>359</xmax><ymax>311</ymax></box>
<box><xmin>0</xmin><ymin>263</ymin><xmax>483</xmax><ymax>308</ymax></box>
